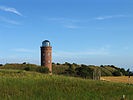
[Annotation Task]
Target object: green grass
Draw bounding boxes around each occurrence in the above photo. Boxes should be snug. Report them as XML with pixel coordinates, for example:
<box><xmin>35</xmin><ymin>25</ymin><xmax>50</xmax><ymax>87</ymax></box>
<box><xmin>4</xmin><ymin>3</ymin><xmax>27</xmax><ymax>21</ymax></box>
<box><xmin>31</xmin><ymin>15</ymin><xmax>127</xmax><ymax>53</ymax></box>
<box><xmin>0</xmin><ymin>69</ymin><xmax>132</xmax><ymax>100</ymax></box>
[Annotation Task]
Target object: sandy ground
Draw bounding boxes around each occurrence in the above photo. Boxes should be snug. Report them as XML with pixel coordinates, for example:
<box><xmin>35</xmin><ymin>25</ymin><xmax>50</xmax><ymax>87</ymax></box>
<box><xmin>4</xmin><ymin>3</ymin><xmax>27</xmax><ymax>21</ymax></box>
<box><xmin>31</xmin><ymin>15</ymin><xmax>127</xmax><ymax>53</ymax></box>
<box><xmin>101</xmin><ymin>76</ymin><xmax>133</xmax><ymax>84</ymax></box>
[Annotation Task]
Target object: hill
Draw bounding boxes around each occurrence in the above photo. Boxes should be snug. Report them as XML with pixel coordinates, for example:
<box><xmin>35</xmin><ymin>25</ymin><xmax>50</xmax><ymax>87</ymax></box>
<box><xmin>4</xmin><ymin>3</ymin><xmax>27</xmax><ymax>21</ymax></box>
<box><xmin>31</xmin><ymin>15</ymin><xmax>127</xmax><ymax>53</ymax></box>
<box><xmin>0</xmin><ymin>63</ymin><xmax>132</xmax><ymax>79</ymax></box>
<box><xmin>0</xmin><ymin>69</ymin><xmax>133</xmax><ymax>100</ymax></box>
<box><xmin>52</xmin><ymin>63</ymin><xmax>132</xmax><ymax>77</ymax></box>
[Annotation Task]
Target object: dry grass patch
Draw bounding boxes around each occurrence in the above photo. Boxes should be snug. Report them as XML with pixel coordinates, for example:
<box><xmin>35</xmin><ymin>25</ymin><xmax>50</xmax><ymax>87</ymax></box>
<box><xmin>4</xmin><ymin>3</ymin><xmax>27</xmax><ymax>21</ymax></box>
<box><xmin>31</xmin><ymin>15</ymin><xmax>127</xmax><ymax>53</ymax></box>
<box><xmin>101</xmin><ymin>76</ymin><xmax>133</xmax><ymax>84</ymax></box>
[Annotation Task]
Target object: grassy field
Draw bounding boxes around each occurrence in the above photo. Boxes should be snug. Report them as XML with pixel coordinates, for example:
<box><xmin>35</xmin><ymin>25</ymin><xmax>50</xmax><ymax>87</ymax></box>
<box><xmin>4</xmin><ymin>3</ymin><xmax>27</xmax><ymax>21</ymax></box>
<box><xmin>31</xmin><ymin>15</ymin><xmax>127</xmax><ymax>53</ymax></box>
<box><xmin>101</xmin><ymin>76</ymin><xmax>133</xmax><ymax>84</ymax></box>
<box><xmin>0</xmin><ymin>69</ymin><xmax>133</xmax><ymax>100</ymax></box>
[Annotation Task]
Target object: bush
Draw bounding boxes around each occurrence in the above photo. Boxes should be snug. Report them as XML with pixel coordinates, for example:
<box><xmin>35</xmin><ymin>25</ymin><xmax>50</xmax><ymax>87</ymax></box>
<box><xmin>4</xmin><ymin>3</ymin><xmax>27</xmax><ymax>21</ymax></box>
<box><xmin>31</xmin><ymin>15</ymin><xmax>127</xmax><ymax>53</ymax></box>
<box><xmin>36</xmin><ymin>67</ymin><xmax>49</xmax><ymax>74</ymax></box>
<box><xmin>52</xmin><ymin>64</ymin><xmax>69</xmax><ymax>75</ymax></box>
<box><xmin>57</xmin><ymin>63</ymin><xmax>60</xmax><ymax>65</ymax></box>
<box><xmin>112</xmin><ymin>71</ymin><xmax>122</xmax><ymax>76</ymax></box>
<box><xmin>75</xmin><ymin>66</ymin><xmax>93</xmax><ymax>79</ymax></box>
<box><xmin>17</xmin><ymin>70</ymin><xmax>24</xmax><ymax>73</ymax></box>
<box><xmin>24</xmin><ymin>64</ymin><xmax>37</xmax><ymax>71</ymax></box>
<box><xmin>23</xmin><ymin>62</ymin><xmax>27</xmax><ymax>64</ymax></box>
<box><xmin>24</xmin><ymin>67</ymin><xmax>31</xmax><ymax>71</ymax></box>
<box><xmin>119</xmin><ymin>68</ymin><xmax>126</xmax><ymax>75</ymax></box>
<box><xmin>100</xmin><ymin>65</ymin><xmax>104</xmax><ymax>67</ymax></box>
<box><xmin>81</xmin><ymin>64</ymin><xmax>87</xmax><ymax>67</ymax></box>
<box><xmin>1</xmin><ymin>64</ymin><xmax>39</xmax><ymax>70</ymax></box>
<box><xmin>64</xmin><ymin>65</ymin><xmax>75</xmax><ymax>75</ymax></box>
<box><xmin>0</xmin><ymin>64</ymin><xmax>3</xmax><ymax>66</ymax></box>
<box><xmin>64</xmin><ymin>62</ymin><xmax>71</xmax><ymax>66</ymax></box>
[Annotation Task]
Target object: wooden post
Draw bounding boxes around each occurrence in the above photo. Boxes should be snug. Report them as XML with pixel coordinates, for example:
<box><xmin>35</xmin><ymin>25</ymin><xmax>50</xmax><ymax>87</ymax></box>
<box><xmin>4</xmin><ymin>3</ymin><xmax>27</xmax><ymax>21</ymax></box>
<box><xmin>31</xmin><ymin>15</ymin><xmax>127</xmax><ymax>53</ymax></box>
<box><xmin>128</xmin><ymin>69</ymin><xmax>130</xmax><ymax>85</ymax></box>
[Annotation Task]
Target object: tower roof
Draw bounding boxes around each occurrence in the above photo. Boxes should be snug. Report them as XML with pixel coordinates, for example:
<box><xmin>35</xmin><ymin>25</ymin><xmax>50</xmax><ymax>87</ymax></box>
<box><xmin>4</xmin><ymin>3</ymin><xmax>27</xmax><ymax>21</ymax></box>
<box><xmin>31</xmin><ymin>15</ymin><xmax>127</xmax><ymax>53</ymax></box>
<box><xmin>42</xmin><ymin>40</ymin><xmax>51</xmax><ymax>47</ymax></box>
<box><xmin>43</xmin><ymin>40</ymin><xmax>50</xmax><ymax>43</ymax></box>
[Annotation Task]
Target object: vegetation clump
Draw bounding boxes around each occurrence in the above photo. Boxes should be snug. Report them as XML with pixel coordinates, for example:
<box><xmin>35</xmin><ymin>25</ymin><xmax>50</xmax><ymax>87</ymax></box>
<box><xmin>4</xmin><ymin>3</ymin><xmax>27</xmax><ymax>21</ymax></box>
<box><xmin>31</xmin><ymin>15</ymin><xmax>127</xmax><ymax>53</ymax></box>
<box><xmin>75</xmin><ymin>66</ymin><xmax>93</xmax><ymax>79</ymax></box>
<box><xmin>112</xmin><ymin>71</ymin><xmax>122</xmax><ymax>76</ymax></box>
<box><xmin>1</xmin><ymin>62</ymin><xmax>133</xmax><ymax>78</ymax></box>
<box><xmin>36</xmin><ymin>67</ymin><xmax>49</xmax><ymax>73</ymax></box>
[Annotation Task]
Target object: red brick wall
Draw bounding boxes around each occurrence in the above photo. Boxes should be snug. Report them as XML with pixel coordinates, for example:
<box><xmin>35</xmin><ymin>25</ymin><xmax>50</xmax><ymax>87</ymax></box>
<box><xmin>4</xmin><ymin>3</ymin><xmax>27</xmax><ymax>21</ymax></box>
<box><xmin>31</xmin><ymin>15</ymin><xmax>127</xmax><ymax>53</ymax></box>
<box><xmin>41</xmin><ymin>46</ymin><xmax>52</xmax><ymax>72</ymax></box>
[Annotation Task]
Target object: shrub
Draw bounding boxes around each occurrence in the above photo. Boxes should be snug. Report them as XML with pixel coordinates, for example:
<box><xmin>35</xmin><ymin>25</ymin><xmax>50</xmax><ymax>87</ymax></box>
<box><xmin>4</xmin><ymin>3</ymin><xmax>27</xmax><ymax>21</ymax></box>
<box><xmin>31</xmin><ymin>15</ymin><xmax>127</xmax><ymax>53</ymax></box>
<box><xmin>17</xmin><ymin>70</ymin><xmax>23</xmax><ymax>73</ymax></box>
<box><xmin>75</xmin><ymin>66</ymin><xmax>93</xmax><ymax>79</ymax></box>
<box><xmin>1</xmin><ymin>64</ymin><xmax>39</xmax><ymax>70</ymax></box>
<box><xmin>64</xmin><ymin>65</ymin><xmax>75</xmax><ymax>75</ymax></box>
<box><xmin>64</xmin><ymin>62</ymin><xmax>71</xmax><ymax>66</ymax></box>
<box><xmin>24</xmin><ymin>64</ymin><xmax>37</xmax><ymax>71</ymax></box>
<box><xmin>52</xmin><ymin>62</ymin><xmax>55</xmax><ymax>64</ymax></box>
<box><xmin>100</xmin><ymin>65</ymin><xmax>104</xmax><ymax>67</ymax></box>
<box><xmin>119</xmin><ymin>68</ymin><xmax>126</xmax><ymax>75</ymax></box>
<box><xmin>52</xmin><ymin>64</ymin><xmax>69</xmax><ymax>75</ymax></box>
<box><xmin>72</xmin><ymin>63</ymin><xmax>77</xmax><ymax>66</ymax></box>
<box><xmin>81</xmin><ymin>64</ymin><xmax>87</xmax><ymax>67</ymax></box>
<box><xmin>36</xmin><ymin>67</ymin><xmax>49</xmax><ymax>74</ymax></box>
<box><xmin>23</xmin><ymin>62</ymin><xmax>27</xmax><ymax>64</ymax></box>
<box><xmin>0</xmin><ymin>64</ymin><xmax>3</xmax><ymax>66</ymax></box>
<box><xmin>57</xmin><ymin>63</ymin><xmax>60</xmax><ymax>65</ymax></box>
<box><xmin>112</xmin><ymin>71</ymin><xmax>122</xmax><ymax>76</ymax></box>
<box><xmin>24</xmin><ymin>67</ymin><xmax>31</xmax><ymax>71</ymax></box>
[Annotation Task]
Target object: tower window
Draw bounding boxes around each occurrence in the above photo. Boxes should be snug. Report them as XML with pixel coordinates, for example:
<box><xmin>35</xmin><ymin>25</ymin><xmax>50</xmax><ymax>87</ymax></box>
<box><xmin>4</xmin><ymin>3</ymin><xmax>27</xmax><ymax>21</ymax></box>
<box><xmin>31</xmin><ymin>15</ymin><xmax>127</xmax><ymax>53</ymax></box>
<box><xmin>43</xmin><ymin>61</ymin><xmax>45</xmax><ymax>63</ymax></box>
<box><xmin>48</xmin><ymin>53</ymin><xmax>50</xmax><ymax>56</ymax></box>
<box><xmin>43</xmin><ymin>53</ymin><xmax>45</xmax><ymax>56</ymax></box>
<box><xmin>48</xmin><ymin>60</ymin><xmax>50</xmax><ymax>63</ymax></box>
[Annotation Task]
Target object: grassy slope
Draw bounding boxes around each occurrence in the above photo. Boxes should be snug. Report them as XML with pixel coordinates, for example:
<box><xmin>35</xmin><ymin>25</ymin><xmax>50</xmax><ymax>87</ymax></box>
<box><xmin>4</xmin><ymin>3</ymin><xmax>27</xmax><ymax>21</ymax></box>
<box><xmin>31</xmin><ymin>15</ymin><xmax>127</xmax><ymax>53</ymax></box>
<box><xmin>0</xmin><ymin>69</ymin><xmax>133</xmax><ymax>100</ymax></box>
<box><xmin>1</xmin><ymin>64</ymin><xmax>119</xmax><ymax>76</ymax></box>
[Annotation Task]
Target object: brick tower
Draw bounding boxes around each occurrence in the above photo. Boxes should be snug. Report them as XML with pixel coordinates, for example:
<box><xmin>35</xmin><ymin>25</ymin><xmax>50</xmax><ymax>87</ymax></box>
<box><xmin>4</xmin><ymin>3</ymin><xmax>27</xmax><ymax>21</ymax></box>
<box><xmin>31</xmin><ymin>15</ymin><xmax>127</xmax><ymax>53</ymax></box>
<box><xmin>41</xmin><ymin>40</ymin><xmax>52</xmax><ymax>73</ymax></box>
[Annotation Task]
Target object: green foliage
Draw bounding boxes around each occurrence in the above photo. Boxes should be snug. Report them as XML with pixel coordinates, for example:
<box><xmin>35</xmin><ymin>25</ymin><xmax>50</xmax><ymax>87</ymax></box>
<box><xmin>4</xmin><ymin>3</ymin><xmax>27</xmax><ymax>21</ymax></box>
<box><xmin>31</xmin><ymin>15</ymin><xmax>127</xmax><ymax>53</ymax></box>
<box><xmin>64</xmin><ymin>62</ymin><xmax>71</xmax><ymax>66</ymax></box>
<box><xmin>72</xmin><ymin>63</ymin><xmax>78</xmax><ymax>66</ymax></box>
<box><xmin>64</xmin><ymin>64</ymin><xmax>75</xmax><ymax>75</ymax></box>
<box><xmin>1</xmin><ymin>63</ymin><xmax>131</xmax><ymax>77</ymax></box>
<box><xmin>75</xmin><ymin>66</ymin><xmax>93</xmax><ymax>79</ymax></box>
<box><xmin>81</xmin><ymin>64</ymin><xmax>88</xmax><ymax>67</ymax></box>
<box><xmin>52</xmin><ymin>62</ymin><xmax>55</xmax><ymax>64</ymax></box>
<box><xmin>36</xmin><ymin>67</ymin><xmax>49</xmax><ymax>73</ymax></box>
<box><xmin>53</xmin><ymin>63</ymin><xmax>129</xmax><ymax>77</ymax></box>
<box><xmin>112</xmin><ymin>71</ymin><xmax>122</xmax><ymax>76</ymax></box>
<box><xmin>0</xmin><ymin>69</ymin><xmax>133</xmax><ymax>100</ymax></box>
<box><xmin>0</xmin><ymin>64</ymin><xmax>50</xmax><ymax>74</ymax></box>
<box><xmin>23</xmin><ymin>62</ymin><xmax>27</xmax><ymax>64</ymax></box>
<box><xmin>0</xmin><ymin>64</ymin><xmax>3</xmax><ymax>66</ymax></box>
<box><xmin>120</xmin><ymin>68</ymin><xmax>127</xmax><ymax>75</ymax></box>
<box><xmin>57</xmin><ymin>63</ymin><xmax>60</xmax><ymax>65</ymax></box>
<box><xmin>1</xmin><ymin>64</ymin><xmax>39</xmax><ymax>70</ymax></box>
<box><xmin>52</xmin><ymin>64</ymin><xmax>69</xmax><ymax>75</ymax></box>
<box><xmin>24</xmin><ymin>67</ymin><xmax>31</xmax><ymax>71</ymax></box>
<box><xmin>100</xmin><ymin>65</ymin><xmax>104</xmax><ymax>67</ymax></box>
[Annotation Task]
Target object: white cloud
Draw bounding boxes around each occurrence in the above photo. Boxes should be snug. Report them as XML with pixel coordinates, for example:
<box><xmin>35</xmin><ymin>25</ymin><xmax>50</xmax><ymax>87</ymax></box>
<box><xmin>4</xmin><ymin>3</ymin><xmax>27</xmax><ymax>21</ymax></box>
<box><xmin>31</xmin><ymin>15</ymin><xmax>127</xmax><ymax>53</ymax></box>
<box><xmin>95</xmin><ymin>15</ymin><xmax>126</xmax><ymax>20</ymax></box>
<box><xmin>0</xmin><ymin>6</ymin><xmax>22</xmax><ymax>16</ymax></box>
<box><xmin>12</xmin><ymin>48</ymin><xmax>34</xmax><ymax>53</ymax></box>
<box><xmin>48</xmin><ymin>18</ymin><xmax>80</xmax><ymax>23</ymax></box>
<box><xmin>48</xmin><ymin>17</ymin><xmax>81</xmax><ymax>29</ymax></box>
<box><xmin>0</xmin><ymin>16</ymin><xmax>19</xmax><ymax>24</ymax></box>
<box><xmin>53</xmin><ymin>45</ymin><xmax>111</xmax><ymax>58</ymax></box>
<box><xmin>0</xmin><ymin>56</ymin><xmax>39</xmax><ymax>65</ymax></box>
<box><xmin>64</xmin><ymin>25</ymin><xmax>79</xmax><ymax>29</ymax></box>
<box><xmin>48</xmin><ymin>15</ymin><xmax>128</xmax><ymax>29</ymax></box>
<box><xmin>53</xmin><ymin>50</ymin><xmax>109</xmax><ymax>58</ymax></box>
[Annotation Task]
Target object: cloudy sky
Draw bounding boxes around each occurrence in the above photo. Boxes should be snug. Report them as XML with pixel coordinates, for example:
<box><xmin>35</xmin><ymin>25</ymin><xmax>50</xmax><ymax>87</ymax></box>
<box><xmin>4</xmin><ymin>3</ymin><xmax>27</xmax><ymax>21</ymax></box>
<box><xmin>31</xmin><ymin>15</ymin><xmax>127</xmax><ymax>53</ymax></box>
<box><xmin>0</xmin><ymin>0</ymin><xmax>133</xmax><ymax>70</ymax></box>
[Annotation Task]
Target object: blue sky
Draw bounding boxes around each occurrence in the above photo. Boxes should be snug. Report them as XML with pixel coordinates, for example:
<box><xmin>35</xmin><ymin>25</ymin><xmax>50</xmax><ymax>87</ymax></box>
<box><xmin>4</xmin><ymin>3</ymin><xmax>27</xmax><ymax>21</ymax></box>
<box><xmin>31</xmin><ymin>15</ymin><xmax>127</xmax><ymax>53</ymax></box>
<box><xmin>0</xmin><ymin>0</ymin><xmax>133</xmax><ymax>70</ymax></box>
